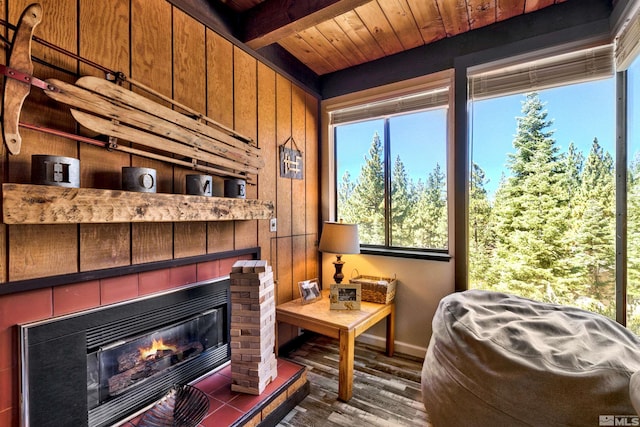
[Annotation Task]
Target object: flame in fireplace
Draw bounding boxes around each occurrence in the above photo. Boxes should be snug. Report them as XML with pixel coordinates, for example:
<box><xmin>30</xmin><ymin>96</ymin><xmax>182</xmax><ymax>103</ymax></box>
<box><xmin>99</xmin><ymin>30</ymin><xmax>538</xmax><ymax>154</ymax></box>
<box><xmin>139</xmin><ymin>338</ymin><xmax>177</xmax><ymax>359</ymax></box>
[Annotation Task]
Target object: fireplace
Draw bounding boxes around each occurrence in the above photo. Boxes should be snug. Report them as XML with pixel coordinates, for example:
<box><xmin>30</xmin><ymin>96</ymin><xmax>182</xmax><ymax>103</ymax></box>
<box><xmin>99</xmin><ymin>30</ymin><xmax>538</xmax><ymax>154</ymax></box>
<box><xmin>20</xmin><ymin>277</ymin><xmax>230</xmax><ymax>427</ymax></box>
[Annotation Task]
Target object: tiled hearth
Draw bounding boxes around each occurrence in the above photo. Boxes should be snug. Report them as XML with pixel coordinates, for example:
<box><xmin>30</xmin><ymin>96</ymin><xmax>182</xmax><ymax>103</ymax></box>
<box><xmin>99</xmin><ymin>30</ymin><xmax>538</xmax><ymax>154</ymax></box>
<box><xmin>121</xmin><ymin>360</ymin><xmax>307</xmax><ymax>427</ymax></box>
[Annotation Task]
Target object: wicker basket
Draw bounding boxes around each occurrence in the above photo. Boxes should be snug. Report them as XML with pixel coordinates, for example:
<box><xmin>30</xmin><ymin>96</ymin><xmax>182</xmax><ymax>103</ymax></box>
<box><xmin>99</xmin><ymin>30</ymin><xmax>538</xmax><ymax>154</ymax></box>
<box><xmin>349</xmin><ymin>271</ymin><xmax>396</xmax><ymax>304</ymax></box>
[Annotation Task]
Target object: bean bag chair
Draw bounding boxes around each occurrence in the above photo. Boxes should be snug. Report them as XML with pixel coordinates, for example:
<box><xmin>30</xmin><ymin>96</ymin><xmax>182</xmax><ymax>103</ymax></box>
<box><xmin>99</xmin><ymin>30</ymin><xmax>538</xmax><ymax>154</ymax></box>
<box><xmin>421</xmin><ymin>290</ymin><xmax>640</xmax><ymax>426</ymax></box>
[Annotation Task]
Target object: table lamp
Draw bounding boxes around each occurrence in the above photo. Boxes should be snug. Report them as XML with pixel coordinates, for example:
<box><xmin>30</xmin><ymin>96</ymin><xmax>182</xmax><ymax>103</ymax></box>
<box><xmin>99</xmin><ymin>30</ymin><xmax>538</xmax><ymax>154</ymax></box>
<box><xmin>318</xmin><ymin>221</ymin><xmax>360</xmax><ymax>284</ymax></box>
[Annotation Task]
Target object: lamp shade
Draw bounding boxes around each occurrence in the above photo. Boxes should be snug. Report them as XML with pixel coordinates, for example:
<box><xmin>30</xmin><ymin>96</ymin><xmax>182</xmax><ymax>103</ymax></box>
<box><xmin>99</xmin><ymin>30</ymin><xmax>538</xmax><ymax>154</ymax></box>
<box><xmin>318</xmin><ymin>221</ymin><xmax>360</xmax><ymax>255</ymax></box>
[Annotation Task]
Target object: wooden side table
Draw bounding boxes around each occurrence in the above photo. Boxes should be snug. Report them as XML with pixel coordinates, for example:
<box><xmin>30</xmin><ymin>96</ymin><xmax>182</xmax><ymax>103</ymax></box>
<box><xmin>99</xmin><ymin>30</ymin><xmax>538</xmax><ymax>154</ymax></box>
<box><xmin>275</xmin><ymin>290</ymin><xmax>395</xmax><ymax>401</ymax></box>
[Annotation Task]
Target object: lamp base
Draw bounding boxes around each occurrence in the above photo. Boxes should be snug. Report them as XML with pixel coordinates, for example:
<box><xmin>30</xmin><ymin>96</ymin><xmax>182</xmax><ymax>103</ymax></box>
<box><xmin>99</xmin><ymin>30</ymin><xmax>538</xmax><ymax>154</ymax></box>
<box><xmin>333</xmin><ymin>255</ymin><xmax>345</xmax><ymax>284</ymax></box>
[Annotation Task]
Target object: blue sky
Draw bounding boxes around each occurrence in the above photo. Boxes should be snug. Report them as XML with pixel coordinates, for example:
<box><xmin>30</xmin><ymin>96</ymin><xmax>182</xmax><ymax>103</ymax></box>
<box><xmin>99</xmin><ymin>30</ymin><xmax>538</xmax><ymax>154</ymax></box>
<box><xmin>335</xmin><ymin>109</ymin><xmax>447</xmax><ymax>187</ymax></box>
<box><xmin>336</xmin><ymin>77</ymin><xmax>618</xmax><ymax>199</ymax></box>
<box><xmin>471</xmin><ymin>78</ymin><xmax>616</xmax><ymax>196</ymax></box>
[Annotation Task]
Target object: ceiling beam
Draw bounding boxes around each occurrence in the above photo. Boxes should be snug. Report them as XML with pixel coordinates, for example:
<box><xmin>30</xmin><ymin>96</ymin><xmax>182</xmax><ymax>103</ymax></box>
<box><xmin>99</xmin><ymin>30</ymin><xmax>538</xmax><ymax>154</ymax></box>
<box><xmin>242</xmin><ymin>0</ymin><xmax>372</xmax><ymax>49</ymax></box>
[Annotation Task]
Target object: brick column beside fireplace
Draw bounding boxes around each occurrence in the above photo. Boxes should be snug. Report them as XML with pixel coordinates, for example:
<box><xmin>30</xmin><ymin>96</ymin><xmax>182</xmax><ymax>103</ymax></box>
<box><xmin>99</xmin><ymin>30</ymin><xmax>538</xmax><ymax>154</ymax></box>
<box><xmin>0</xmin><ymin>253</ymin><xmax>252</xmax><ymax>427</ymax></box>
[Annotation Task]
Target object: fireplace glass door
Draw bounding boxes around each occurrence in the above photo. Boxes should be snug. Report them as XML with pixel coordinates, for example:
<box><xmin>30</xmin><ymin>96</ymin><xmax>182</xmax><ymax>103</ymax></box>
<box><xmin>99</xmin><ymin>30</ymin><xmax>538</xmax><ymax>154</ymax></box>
<box><xmin>87</xmin><ymin>308</ymin><xmax>224</xmax><ymax>410</ymax></box>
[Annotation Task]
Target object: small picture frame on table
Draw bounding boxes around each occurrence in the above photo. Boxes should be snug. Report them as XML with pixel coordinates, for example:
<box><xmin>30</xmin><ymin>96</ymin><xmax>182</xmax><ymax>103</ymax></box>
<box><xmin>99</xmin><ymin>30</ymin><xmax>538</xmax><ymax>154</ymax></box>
<box><xmin>329</xmin><ymin>283</ymin><xmax>361</xmax><ymax>310</ymax></box>
<box><xmin>298</xmin><ymin>278</ymin><xmax>321</xmax><ymax>304</ymax></box>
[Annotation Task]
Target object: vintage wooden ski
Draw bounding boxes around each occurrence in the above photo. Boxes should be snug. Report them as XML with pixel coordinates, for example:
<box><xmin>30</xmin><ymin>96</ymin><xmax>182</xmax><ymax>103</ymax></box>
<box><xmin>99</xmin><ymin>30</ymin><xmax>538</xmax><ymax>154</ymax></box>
<box><xmin>74</xmin><ymin>76</ymin><xmax>261</xmax><ymax>158</ymax></box>
<box><xmin>2</xmin><ymin>3</ymin><xmax>42</xmax><ymax>155</ymax></box>
<box><xmin>43</xmin><ymin>78</ymin><xmax>262</xmax><ymax>173</ymax></box>
<box><xmin>124</xmin><ymin>76</ymin><xmax>253</xmax><ymax>144</ymax></box>
<box><xmin>70</xmin><ymin>109</ymin><xmax>260</xmax><ymax>176</ymax></box>
<box><xmin>18</xmin><ymin>120</ymin><xmax>252</xmax><ymax>181</ymax></box>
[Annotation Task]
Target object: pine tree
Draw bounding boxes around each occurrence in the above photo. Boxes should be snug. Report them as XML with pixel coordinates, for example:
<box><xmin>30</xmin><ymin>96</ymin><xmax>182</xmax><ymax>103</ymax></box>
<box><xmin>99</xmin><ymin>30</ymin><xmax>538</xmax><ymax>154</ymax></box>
<box><xmin>572</xmin><ymin>138</ymin><xmax>615</xmax><ymax>298</ymax></box>
<box><xmin>489</xmin><ymin>92</ymin><xmax>569</xmax><ymax>301</ymax></box>
<box><xmin>554</xmin><ymin>141</ymin><xmax>584</xmax><ymax>292</ymax></box>
<box><xmin>564</xmin><ymin>142</ymin><xmax>584</xmax><ymax>206</ymax></box>
<box><xmin>390</xmin><ymin>155</ymin><xmax>414</xmax><ymax>246</ymax></box>
<box><xmin>337</xmin><ymin>170</ymin><xmax>356</xmax><ymax>223</ymax></box>
<box><xmin>628</xmin><ymin>151</ymin><xmax>640</xmax><ymax>328</ymax></box>
<box><xmin>347</xmin><ymin>132</ymin><xmax>385</xmax><ymax>245</ymax></box>
<box><xmin>469</xmin><ymin>162</ymin><xmax>493</xmax><ymax>287</ymax></box>
<box><xmin>412</xmin><ymin>163</ymin><xmax>447</xmax><ymax>248</ymax></box>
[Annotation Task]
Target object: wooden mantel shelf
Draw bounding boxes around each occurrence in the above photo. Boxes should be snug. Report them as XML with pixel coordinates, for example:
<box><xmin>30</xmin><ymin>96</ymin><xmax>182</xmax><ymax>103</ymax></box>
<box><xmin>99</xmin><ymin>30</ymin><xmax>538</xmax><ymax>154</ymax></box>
<box><xmin>2</xmin><ymin>183</ymin><xmax>274</xmax><ymax>224</ymax></box>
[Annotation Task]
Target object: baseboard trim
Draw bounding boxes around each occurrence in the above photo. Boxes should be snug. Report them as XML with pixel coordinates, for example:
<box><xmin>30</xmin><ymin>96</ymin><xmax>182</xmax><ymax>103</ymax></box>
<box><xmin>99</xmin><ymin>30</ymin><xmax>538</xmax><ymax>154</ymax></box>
<box><xmin>356</xmin><ymin>333</ymin><xmax>427</xmax><ymax>360</ymax></box>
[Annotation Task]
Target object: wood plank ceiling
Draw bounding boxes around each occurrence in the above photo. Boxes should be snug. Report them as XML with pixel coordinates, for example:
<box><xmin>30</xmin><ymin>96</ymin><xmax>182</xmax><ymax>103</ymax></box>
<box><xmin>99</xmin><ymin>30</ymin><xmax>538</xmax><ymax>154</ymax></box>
<box><xmin>212</xmin><ymin>0</ymin><xmax>570</xmax><ymax>75</ymax></box>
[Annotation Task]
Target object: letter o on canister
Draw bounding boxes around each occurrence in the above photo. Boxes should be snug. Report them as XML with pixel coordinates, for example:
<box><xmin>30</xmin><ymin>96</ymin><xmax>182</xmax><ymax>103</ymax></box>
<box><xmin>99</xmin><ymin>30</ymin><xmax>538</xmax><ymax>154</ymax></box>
<box><xmin>122</xmin><ymin>167</ymin><xmax>156</xmax><ymax>193</ymax></box>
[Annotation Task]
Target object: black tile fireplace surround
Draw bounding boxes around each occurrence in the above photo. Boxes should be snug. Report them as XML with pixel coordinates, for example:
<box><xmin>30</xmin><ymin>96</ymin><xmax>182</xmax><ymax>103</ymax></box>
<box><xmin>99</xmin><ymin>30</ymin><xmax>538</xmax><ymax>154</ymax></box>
<box><xmin>20</xmin><ymin>277</ymin><xmax>231</xmax><ymax>427</ymax></box>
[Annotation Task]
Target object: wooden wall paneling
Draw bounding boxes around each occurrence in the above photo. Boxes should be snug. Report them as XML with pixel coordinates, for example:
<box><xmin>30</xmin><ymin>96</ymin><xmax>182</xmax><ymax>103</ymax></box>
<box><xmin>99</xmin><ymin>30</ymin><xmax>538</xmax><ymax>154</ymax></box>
<box><xmin>257</xmin><ymin>63</ymin><xmax>277</xmax><ymax>266</ymax></box>
<box><xmin>275</xmin><ymin>73</ymin><xmax>295</xmax><ymax>344</ymax></box>
<box><xmin>291</xmin><ymin>84</ymin><xmax>306</xmax><ymax>237</ymax></box>
<box><xmin>292</xmin><ymin>235</ymin><xmax>306</xmax><ymax>285</ymax></box>
<box><xmin>289</xmin><ymin>234</ymin><xmax>307</xmax><ymax>343</ymax></box>
<box><xmin>130</xmin><ymin>0</ymin><xmax>173</xmax><ymax>264</ymax></box>
<box><xmin>8</xmin><ymin>224</ymin><xmax>78</xmax><ymax>280</ymax></box>
<box><xmin>172</xmin><ymin>8</ymin><xmax>207</xmax><ymax>258</ymax></box>
<box><xmin>130</xmin><ymin>0</ymin><xmax>172</xmax><ymax>93</ymax></box>
<box><xmin>275</xmin><ymin>74</ymin><xmax>297</xmax><ymax>342</ymax></box>
<box><xmin>79</xmin><ymin>223</ymin><xmax>131</xmax><ymax>271</ymax></box>
<box><xmin>7</xmin><ymin>1</ymin><xmax>79</xmax><ymax>280</ymax></box>
<box><xmin>276</xmin><ymin>235</ymin><xmax>296</xmax><ymax>344</ymax></box>
<box><xmin>206</xmin><ymin>29</ymin><xmax>234</xmax><ymax>252</ymax></box>
<box><xmin>79</xmin><ymin>0</ymin><xmax>130</xmax><ymax>79</ymax></box>
<box><xmin>205</xmin><ymin>30</ymin><xmax>233</xmax><ymax>128</ymax></box>
<box><xmin>131</xmin><ymin>156</ymin><xmax>174</xmax><ymax>264</ymax></box>
<box><xmin>276</xmin><ymin>74</ymin><xmax>292</xmax><ymax>238</ymax></box>
<box><xmin>276</xmin><ymin>237</ymin><xmax>293</xmax><ymax>302</ymax></box>
<box><xmin>233</xmin><ymin>47</ymin><xmax>258</xmax><ymax>250</ymax></box>
<box><xmin>207</xmin><ymin>222</ymin><xmax>234</xmax><ymax>252</ymax></box>
<box><xmin>305</xmin><ymin>93</ymin><xmax>319</xmax><ymax>281</ymax></box>
<box><xmin>274</xmin><ymin>71</ymin><xmax>297</xmax><ymax>346</ymax></box>
<box><xmin>306</xmin><ymin>234</ymin><xmax>318</xmax><ymax>284</ymax></box>
<box><xmin>10</xmin><ymin>0</ymin><xmax>77</xmax><ymax>71</ymax></box>
<box><xmin>171</xmin><ymin>184</ymin><xmax>208</xmax><ymax>257</ymax></box>
<box><xmin>78</xmin><ymin>0</ymin><xmax>132</xmax><ymax>271</ymax></box>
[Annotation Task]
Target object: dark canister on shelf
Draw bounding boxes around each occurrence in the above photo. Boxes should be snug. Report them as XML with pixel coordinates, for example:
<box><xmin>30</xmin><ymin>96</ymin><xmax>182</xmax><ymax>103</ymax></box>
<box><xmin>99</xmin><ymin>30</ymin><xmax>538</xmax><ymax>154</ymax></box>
<box><xmin>186</xmin><ymin>174</ymin><xmax>213</xmax><ymax>196</ymax></box>
<box><xmin>122</xmin><ymin>167</ymin><xmax>156</xmax><ymax>193</ymax></box>
<box><xmin>224</xmin><ymin>178</ymin><xmax>246</xmax><ymax>199</ymax></box>
<box><xmin>31</xmin><ymin>155</ymin><xmax>80</xmax><ymax>188</ymax></box>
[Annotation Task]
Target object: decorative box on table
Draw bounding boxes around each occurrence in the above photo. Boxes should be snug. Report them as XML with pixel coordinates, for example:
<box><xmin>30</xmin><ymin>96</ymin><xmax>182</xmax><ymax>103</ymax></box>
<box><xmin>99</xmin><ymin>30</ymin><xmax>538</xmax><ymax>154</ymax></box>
<box><xmin>349</xmin><ymin>272</ymin><xmax>397</xmax><ymax>304</ymax></box>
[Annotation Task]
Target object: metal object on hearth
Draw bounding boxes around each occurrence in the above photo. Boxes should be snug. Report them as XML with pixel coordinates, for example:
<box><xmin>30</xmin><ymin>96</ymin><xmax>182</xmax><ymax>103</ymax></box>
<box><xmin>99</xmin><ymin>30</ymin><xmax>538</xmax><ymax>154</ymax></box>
<box><xmin>128</xmin><ymin>384</ymin><xmax>209</xmax><ymax>427</ymax></box>
<box><xmin>224</xmin><ymin>178</ymin><xmax>246</xmax><ymax>199</ymax></box>
<box><xmin>31</xmin><ymin>155</ymin><xmax>80</xmax><ymax>188</ymax></box>
<box><xmin>122</xmin><ymin>167</ymin><xmax>156</xmax><ymax>193</ymax></box>
<box><xmin>186</xmin><ymin>174</ymin><xmax>212</xmax><ymax>197</ymax></box>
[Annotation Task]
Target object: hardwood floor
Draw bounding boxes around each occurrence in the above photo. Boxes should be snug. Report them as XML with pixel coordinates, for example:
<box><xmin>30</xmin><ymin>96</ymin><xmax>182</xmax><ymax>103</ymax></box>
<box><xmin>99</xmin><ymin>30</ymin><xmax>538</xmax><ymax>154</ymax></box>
<box><xmin>277</xmin><ymin>333</ymin><xmax>430</xmax><ymax>426</ymax></box>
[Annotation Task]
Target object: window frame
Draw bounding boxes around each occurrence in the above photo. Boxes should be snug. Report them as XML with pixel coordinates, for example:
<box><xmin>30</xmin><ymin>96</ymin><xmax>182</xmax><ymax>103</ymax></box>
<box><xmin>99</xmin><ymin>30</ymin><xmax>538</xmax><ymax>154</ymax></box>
<box><xmin>459</xmin><ymin>16</ymin><xmax>640</xmax><ymax>323</ymax></box>
<box><xmin>321</xmin><ymin>71</ymin><xmax>455</xmax><ymax>260</ymax></box>
<box><xmin>466</xmin><ymin>51</ymin><xmax>617</xmax><ymax>314</ymax></box>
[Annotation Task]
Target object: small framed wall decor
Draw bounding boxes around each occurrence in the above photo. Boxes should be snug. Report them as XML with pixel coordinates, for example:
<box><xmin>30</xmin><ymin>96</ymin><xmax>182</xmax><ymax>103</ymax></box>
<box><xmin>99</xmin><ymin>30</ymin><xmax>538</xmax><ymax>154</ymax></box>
<box><xmin>329</xmin><ymin>283</ymin><xmax>361</xmax><ymax>310</ymax></box>
<box><xmin>298</xmin><ymin>278</ymin><xmax>322</xmax><ymax>304</ymax></box>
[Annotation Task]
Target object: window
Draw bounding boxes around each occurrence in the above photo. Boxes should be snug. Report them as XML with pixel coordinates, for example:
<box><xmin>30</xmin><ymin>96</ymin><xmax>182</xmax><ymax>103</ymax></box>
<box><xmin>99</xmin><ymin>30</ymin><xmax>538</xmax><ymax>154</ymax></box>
<box><xmin>628</xmin><ymin>56</ymin><xmax>640</xmax><ymax>333</ymax></box>
<box><xmin>621</xmin><ymin>7</ymin><xmax>640</xmax><ymax>333</ymax></box>
<box><xmin>468</xmin><ymin>45</ymin><xmax>617</xmax><ymax>317</ymax></box>
<box><xmin>330</xmin><ymin>86</ymin><xmax>450</xmax><ymax>254</ymax></box>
